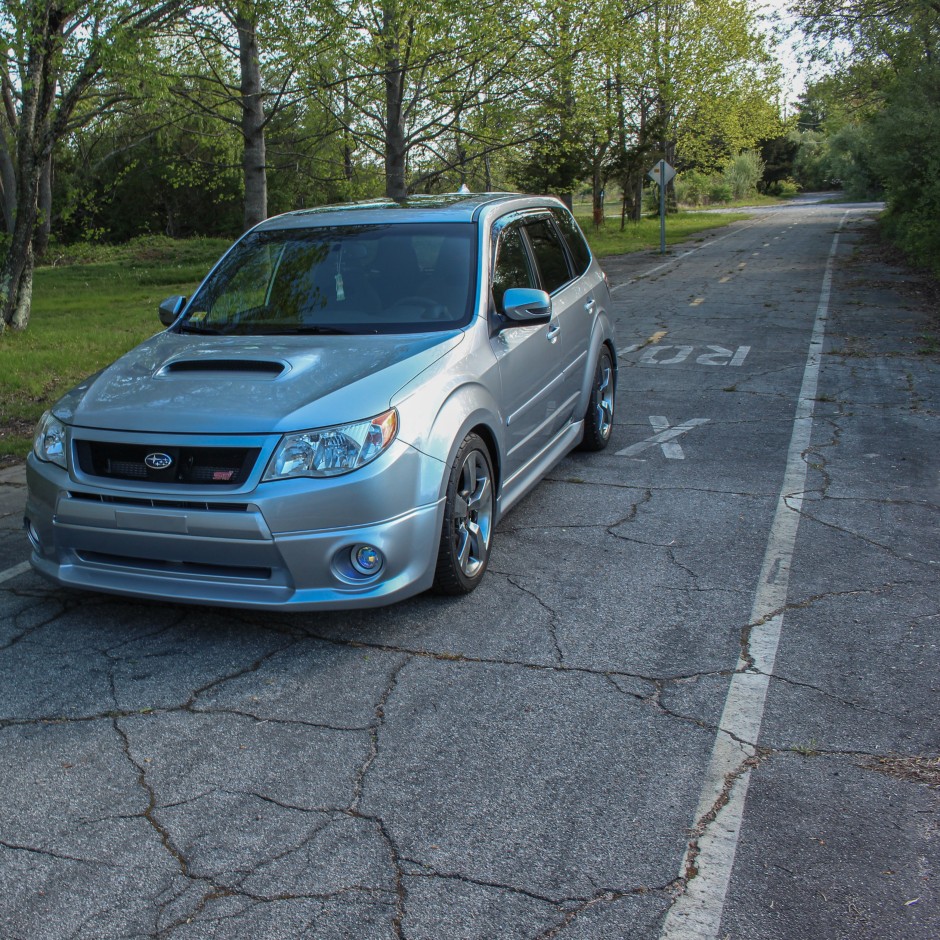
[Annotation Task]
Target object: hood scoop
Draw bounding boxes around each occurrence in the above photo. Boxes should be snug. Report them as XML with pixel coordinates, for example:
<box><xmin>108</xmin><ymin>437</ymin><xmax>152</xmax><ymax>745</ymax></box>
<box><xmin>160</xmin><ymin>358</ymin><xmax>287</xmax><ymax>378</ymax></box>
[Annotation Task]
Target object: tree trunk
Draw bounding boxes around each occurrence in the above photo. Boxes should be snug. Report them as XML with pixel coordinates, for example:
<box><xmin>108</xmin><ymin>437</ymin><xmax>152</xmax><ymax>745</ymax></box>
<box><xmin>0</xmin><ymin>13</ymin><xmax>59</xmax><ymax>332</ymax></box>
<box><xmin>591</xmin><ymin>140</ymin><xmax>609</xmax><ymax>228</ymax></box>
<box><xmin>237</xmin><ymin>11</ymin><xmax>267</xmax><ymax>231</ymax></box>
<box><xmin>1</xmin><ymin>156</ymin><xmax>40</xmax><ymax>330</ymax></box>
<box><xmin>34</xmin><ymin>155</ymin><xmax>52</xmax><ymax>257</ymax></box>
<box><xmin>343</xmin><ymin>70</ymin><xmax>354</xmax><ymax>183</ymax></box>
<box><xmin>0</xmin><ymin>127</ymin><xmax>15</xmax><ymax>235</ymax></box>
<box><xmin>383</xmin><ymin>5</ymin><xmax>407</xmax><ymax>200</ymax></box>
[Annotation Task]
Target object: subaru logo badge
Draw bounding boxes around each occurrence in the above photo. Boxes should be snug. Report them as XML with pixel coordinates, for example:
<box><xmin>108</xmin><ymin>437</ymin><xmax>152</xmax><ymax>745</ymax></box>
<box><xmin>144</xmin><ymin>452</ymin><xmax>173</xmax><ymax>470</ymax></box>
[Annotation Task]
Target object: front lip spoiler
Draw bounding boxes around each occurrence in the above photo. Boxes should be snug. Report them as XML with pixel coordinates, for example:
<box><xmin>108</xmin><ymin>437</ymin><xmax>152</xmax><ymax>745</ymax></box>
<box><xmin>27</xmin><ymin>500</ymin><xmax>444</xmax><ymax>612</ymax></box>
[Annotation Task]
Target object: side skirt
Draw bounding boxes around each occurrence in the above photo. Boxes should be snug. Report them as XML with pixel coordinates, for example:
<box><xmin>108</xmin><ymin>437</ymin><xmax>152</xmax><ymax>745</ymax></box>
<box><xmin>496</xmin><ymin>420</ymin><xmax>583</xmax><ymax>520</ymax></box>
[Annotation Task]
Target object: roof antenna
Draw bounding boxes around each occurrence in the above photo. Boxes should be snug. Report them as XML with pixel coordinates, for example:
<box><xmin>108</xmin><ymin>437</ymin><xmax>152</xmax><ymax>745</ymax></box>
<box><xmin>457</xmin><ymin>184</ymin><xmax>470</xmax><ymax>194</ymax></box>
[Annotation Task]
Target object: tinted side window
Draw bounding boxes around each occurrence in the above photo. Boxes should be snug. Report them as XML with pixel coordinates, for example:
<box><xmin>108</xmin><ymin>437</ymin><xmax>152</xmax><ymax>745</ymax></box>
<box><xmin>552</xmin><ymin>208</ymin><xmax>592</xmax><ymax>276</ymax></box>
<box><xmin>492</xmin><ymin>225</ymin><xmax>535</xmax><ymax>313</ymax></box>
<box><xmin>525</xmin><ymin>219</ymin><xmax>572</xmax><ymax>293</ymax></box>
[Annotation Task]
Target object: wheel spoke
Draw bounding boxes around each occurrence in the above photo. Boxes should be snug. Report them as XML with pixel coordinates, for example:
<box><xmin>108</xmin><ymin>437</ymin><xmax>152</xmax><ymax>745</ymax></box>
<box><xmin>457</xmin><ymin>528</ymin><xmax>472</xmax><ymax>569</ymax></box>
<box><xmin>466</xmin><ymin>471</ymin><xmax>489</xmax><ymax>515</ymax></box>
<box><xmin>463</xmin><ymin>452</ymin><xmax>479</xmax><ymax>495</ymax></box>
<box><xmin>594</xmin><ymin>362</ymin><xmax>614</xmax><ymax>437</ymax></box>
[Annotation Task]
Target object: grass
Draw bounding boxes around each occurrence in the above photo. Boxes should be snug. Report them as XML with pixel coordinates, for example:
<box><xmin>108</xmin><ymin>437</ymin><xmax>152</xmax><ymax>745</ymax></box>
<box><xmin>685</xmin><ymin>194</ymin><xmax>788</xmax><ymax>210</ymax></box>
<box><xmin>0</xmin><ymin>236</ymin><xmax>230</xmax><ymax>460</ymax></box>
<box><xmin>0</xmin><ymin>211</ymin><xmax>750</xmax><ymax>461</ymax></box>
<box><xmin>574</xmin><ymin>210</ymin><xmax>750</xmax><ymax>257</ymax></box>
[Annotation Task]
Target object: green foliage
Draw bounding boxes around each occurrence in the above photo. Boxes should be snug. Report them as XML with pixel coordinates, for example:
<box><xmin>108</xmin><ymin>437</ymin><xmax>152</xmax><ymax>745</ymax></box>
<box><xmin>708</xmin><ymin>180</ymin><xmax>733</xmax><ymax>203</ymax></box>
<box><xmin>53</xmin><ymin>120</ymin><xmax>244</xmax><ymax>243</ymax></box>
<box><xmin>793</xmin><ymin>0</ymin><xmax>939</xmax><ymax>266</ymax></box>
<box><xmin>825</xmin><ymin>124</ymin><xmax>880</xmax><ymax>199</ymax></box>
<box><xmin>766</xmin><ymin>178</ymin><xmax>800</xmax><ymax>197</ymax></box>
<box><xmin>723</xmin><ymin>150</ymin><xmax>765</xmax><ymax>200</ymax></box>
<box><xmin>870</xmin><ymin>62</ymin><xmax>940</xmax><ymax>272</ymax></box>
<box><xmin>4</xmin><ymin>0</ymin><xmax>790</xmax><ymax>291</ymax></box>
<box><xmin>674</xmin><ymin>170</ymin><xmax>712</xmax><ymax>207</ymax></box>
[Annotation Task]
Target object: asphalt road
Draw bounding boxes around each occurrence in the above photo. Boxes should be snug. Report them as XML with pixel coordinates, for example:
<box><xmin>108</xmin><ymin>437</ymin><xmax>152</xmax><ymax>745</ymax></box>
<box><xmin>1</xmin><ymin>201</ymin><xmax>937</xmax><ymax>940</ymax></box>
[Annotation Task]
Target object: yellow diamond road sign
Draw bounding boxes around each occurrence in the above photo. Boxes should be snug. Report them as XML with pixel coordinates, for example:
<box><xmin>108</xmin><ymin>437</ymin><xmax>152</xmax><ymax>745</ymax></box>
<box><xmin>648</xmin><ymin>160</ymin><xmax>676</xmax><ymax>185</ymax></box>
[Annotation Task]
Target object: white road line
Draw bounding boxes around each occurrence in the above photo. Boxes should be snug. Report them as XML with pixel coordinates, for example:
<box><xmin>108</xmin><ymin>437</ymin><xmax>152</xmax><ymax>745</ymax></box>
<box><xmin>658</xmin><ymin>212</ymin><xmax>849</xmax><ymax>940</ymax></box>
<box><xmin>609</xmin><ymin>216</ymin><xmax>767</xmax><ymax>294</ymax></box>
<box><xmin>0</xmin><ymin>560</ymin><xmax>31</xmax><ymax>585</ymax></box>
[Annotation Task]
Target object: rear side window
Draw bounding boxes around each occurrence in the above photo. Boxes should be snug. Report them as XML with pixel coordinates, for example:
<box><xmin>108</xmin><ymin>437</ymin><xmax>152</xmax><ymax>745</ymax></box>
<box><xmin>552</xmin><ymin>208</ymin><xmax>592</xmax><ymax>276</ymax></box>
<box><xmin>524</xmin><ymin>218</ymin><xmax>572</xmax><ymax>294</ymax></box>
<box><xmin>492</xmin><ymin>225</ymin><xmax>535</xmax><ymax>313</ymax></box>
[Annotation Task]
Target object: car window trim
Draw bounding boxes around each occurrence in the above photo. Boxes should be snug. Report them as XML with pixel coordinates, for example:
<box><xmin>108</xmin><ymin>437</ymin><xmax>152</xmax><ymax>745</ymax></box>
<box><xmin>519</xmin><ymin>214</ymin><xmax>576</xmax><ymax>296</ymax></box>
<box><xmin>490</xmin><ymin>219</ymin><xmax>538</xmax><ymax>317</ymax></box>
<box><xmin>550</xmin><ymin>207</ymin><xmax>593</xmax><ymax>277</ymax></box>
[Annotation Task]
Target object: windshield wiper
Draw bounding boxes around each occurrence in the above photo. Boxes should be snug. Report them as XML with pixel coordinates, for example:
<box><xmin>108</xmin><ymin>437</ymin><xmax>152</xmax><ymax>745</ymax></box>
<box><xmin>260</xmin><ymin>325</ymin><xmax>358</xmax><ymax>335</ymax></box>
<box><xmin>178</xmin><ymin>323</ymin><xmax>224</xmax><ymax>335</ymax></box>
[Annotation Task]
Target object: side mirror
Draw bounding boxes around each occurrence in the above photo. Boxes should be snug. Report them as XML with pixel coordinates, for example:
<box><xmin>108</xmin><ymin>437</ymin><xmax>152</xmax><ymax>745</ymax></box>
<box><xmin>158</xmin><ymin>295</ymin><xmax>186</xmax><ymax>327</ymax></box>
<box><xmin>501</xmin><ymin>288</ymin><xmax>552</xmax><ymax>323</ymax></box>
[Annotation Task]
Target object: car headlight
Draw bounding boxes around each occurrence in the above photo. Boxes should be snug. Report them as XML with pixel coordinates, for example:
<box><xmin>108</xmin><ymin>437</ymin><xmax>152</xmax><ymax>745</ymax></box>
<box><xmin>33</xmin><ymin>411</ymin><xmax>68</xmax><ymax>469</ymax></box>
<box><xmin>263</xmin><ymin>408</ymin><xmax>398</xmax><ymax>480</ymax></box>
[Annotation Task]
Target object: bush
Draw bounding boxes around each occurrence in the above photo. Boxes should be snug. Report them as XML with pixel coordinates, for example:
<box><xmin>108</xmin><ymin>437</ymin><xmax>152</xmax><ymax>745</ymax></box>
<box><xmin>709</xmin><ymin>181</ymin><xmax>733</xmax><ymax>203</ymax></box>
<box><xmin>870</xmin><ymin>62</ymin><xmax>940</xmax><ymax>272</ymax></box>
<box><xmin>723</xmin><ymin>151</ymin><xmax>765</xmax><ymax>200</ymax></box>
<box><xmin>767</xmin><ymin>178</ymin><xmax>801</xmax><ymax>197</ymax></box>
<box><xmin>675</xmin><ymin>170</ymin><xmax>712</xmax><ymax>207</ymax></box>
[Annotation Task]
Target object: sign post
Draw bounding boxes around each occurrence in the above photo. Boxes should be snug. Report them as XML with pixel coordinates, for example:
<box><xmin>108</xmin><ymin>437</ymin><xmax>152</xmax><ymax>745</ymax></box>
<box><xmin>647</xmin><ymin>160</ymin><xmax>676</xmax><ymax>255</ymax></box>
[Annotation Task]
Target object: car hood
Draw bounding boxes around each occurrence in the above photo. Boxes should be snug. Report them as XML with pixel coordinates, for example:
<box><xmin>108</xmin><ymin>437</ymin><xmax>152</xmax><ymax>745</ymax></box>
<box><xmin>54</xmin><ymin>331</ymin><xmax>465</xmax><ymax>434</ymax></box>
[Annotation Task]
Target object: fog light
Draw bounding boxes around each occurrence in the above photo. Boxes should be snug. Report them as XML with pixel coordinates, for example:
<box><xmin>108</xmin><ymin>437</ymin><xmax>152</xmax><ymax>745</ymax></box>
<box><xmin>351</xmin><ymin>544</ymin><xmax>383</xmax><ymax>575</ymax></box>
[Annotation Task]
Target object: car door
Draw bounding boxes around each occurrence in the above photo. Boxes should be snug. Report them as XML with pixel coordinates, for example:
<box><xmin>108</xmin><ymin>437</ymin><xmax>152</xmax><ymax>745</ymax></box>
<box><xmin>522</xmin><ymin>214</ymin><xmax>595</xmax><ymax>430</ymax></box>
<box><xmin>551</xmin><ymin>206</ymin><xmax>601</xmax><ymax>396</ymax></box>
<box><xmin>489</xmin><ymin>218</ymin><xmax>568</xmax><ymax>477</ymax></box>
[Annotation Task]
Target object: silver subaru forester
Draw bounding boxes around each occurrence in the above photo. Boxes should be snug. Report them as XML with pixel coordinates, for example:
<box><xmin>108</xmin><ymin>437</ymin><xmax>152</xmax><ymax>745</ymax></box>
<box><xmin>26</xmin><ymin>193</ymin><xmax>617</xmax><ymax>610</ymax></box>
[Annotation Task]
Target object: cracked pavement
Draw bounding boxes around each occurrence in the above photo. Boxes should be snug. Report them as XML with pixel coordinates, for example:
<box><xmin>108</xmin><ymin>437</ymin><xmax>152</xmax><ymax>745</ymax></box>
<box><xmin>1</xmin><ymin>200</ymin><xmax>937</xmax><ymax>939</ymax></box>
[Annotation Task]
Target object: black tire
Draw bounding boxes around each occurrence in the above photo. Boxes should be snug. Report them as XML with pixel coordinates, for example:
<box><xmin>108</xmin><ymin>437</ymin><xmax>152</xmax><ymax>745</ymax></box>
<box><xmin>432</xmin><ymin>433</ymin><xmax>496</xmax><ymax>595</ymax></box>
<box><xmin>579</xmin><ymin>345</ymin><xmax>615</xmax><ymax>451</ymax></box>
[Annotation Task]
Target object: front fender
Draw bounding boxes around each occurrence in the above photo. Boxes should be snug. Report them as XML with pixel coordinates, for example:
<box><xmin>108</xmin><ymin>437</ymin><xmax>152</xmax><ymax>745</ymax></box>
<box><xmin>576</xmin><ymin>316</ymin><xmax>618</xmax><ymax>417</ymax></box>
<box><xmin>395</xmin><ymin>380</ymin><xmax>505</xmax><ymax>503</ymax></box>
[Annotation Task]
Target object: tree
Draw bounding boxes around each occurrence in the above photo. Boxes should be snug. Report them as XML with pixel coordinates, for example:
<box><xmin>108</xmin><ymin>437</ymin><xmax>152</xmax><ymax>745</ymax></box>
<box><xmin>315</xmin><ymin>0</ymin><xmax>533</xmax><ymax>199</ymax></box>
<box><xmin>0</xmin><ymin>0</ymin><xmax>186</xmax><ymax>332</ymax></box>
<box><xmin>165</xmin><ymin>1</ymin><xmax>335</xmax><ymax>231</ymax></box>
<box><xmin>791</xmin><ymin>0</ymin><xmax>940</xmax><ymax>268</ymax></box>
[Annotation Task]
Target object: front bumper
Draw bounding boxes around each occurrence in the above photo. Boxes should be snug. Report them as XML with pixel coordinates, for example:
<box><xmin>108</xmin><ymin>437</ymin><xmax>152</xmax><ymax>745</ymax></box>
<box><xmin>25</xmin><ymin>441</ymin><xmax>446</xmax><ymax>611</ymax></box>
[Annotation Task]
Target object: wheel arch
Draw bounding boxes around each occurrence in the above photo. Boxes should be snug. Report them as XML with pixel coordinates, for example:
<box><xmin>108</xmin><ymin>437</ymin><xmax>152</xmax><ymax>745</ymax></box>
<box><xmin>577</xmin><ymin>327</ymin><xmax>618</xmax><ymax>416</ymax></box>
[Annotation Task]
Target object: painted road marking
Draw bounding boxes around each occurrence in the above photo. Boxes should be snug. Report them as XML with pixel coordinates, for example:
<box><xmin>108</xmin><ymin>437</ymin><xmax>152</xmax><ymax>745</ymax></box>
<box><xmin>626</xmin><ymin>344</ymin><xmax>751</xmax><ymax>366</ymax></box>
<box><xmin>619</xmin><ymin>330</ymin><xmax>668</xmax><ymax>356</ymax></box>
<box><xmin>617</xmin><ymin>417</ymin><xmax>710</xmax><ymax>460</ymax></box>
<box><xmin>609</xmin><ymin>216</ymin><xmax>768</xmax><ymax>294</ymax></box>
<box><xmin>696</xmin><ymin>345</ymin><xmax>751</xmax><ymax>367</ymax></box>
<box><xmin>641</xmin><ymin>345</ymin><xmax>695</xmax><ymax>365</ymax></box>
<box><xmin>658</xmin><ymin>212</ymin><xmax>848</xmax><ymax>940</ymax></box>
<box><xmin>0</xmin><ymin>561</ymin><xmax>31</xmax><ymax>585</ymax></box>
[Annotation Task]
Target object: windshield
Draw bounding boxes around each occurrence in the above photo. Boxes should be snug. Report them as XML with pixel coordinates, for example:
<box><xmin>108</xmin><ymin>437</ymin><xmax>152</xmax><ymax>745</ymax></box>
<box><xmin>181</xmin><ymin>222</ymin><xmax>478</xmax><ymax>335</ymax></box>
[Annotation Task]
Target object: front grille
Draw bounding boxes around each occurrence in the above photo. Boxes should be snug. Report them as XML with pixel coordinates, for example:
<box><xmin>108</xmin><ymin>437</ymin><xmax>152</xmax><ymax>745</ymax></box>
<box><xmin>76</xmin><ymin>550</ymin><xmax>272</xmax><ymax>581</ymax></box>
<box><xmin>75</xmin><ymin>441</ymin><xmax>260</xmax><ymax>485</ymax></box>
<box><xmin>68</xmin><ymin>492</ymin><xmax>249</xmax><ymax>512</ymax></box>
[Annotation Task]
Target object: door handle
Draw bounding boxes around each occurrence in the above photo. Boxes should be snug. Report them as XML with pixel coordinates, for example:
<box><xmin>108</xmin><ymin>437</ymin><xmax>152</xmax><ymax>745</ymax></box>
<box><xmin>584</xmin><ymin>297</ymin><xmax>596</xmax><ymax>314</ymax></box>
<box><xmin>546</xmin><ymin>322</ymin><xmax>561</xmax><ymax>344</ymax></box>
